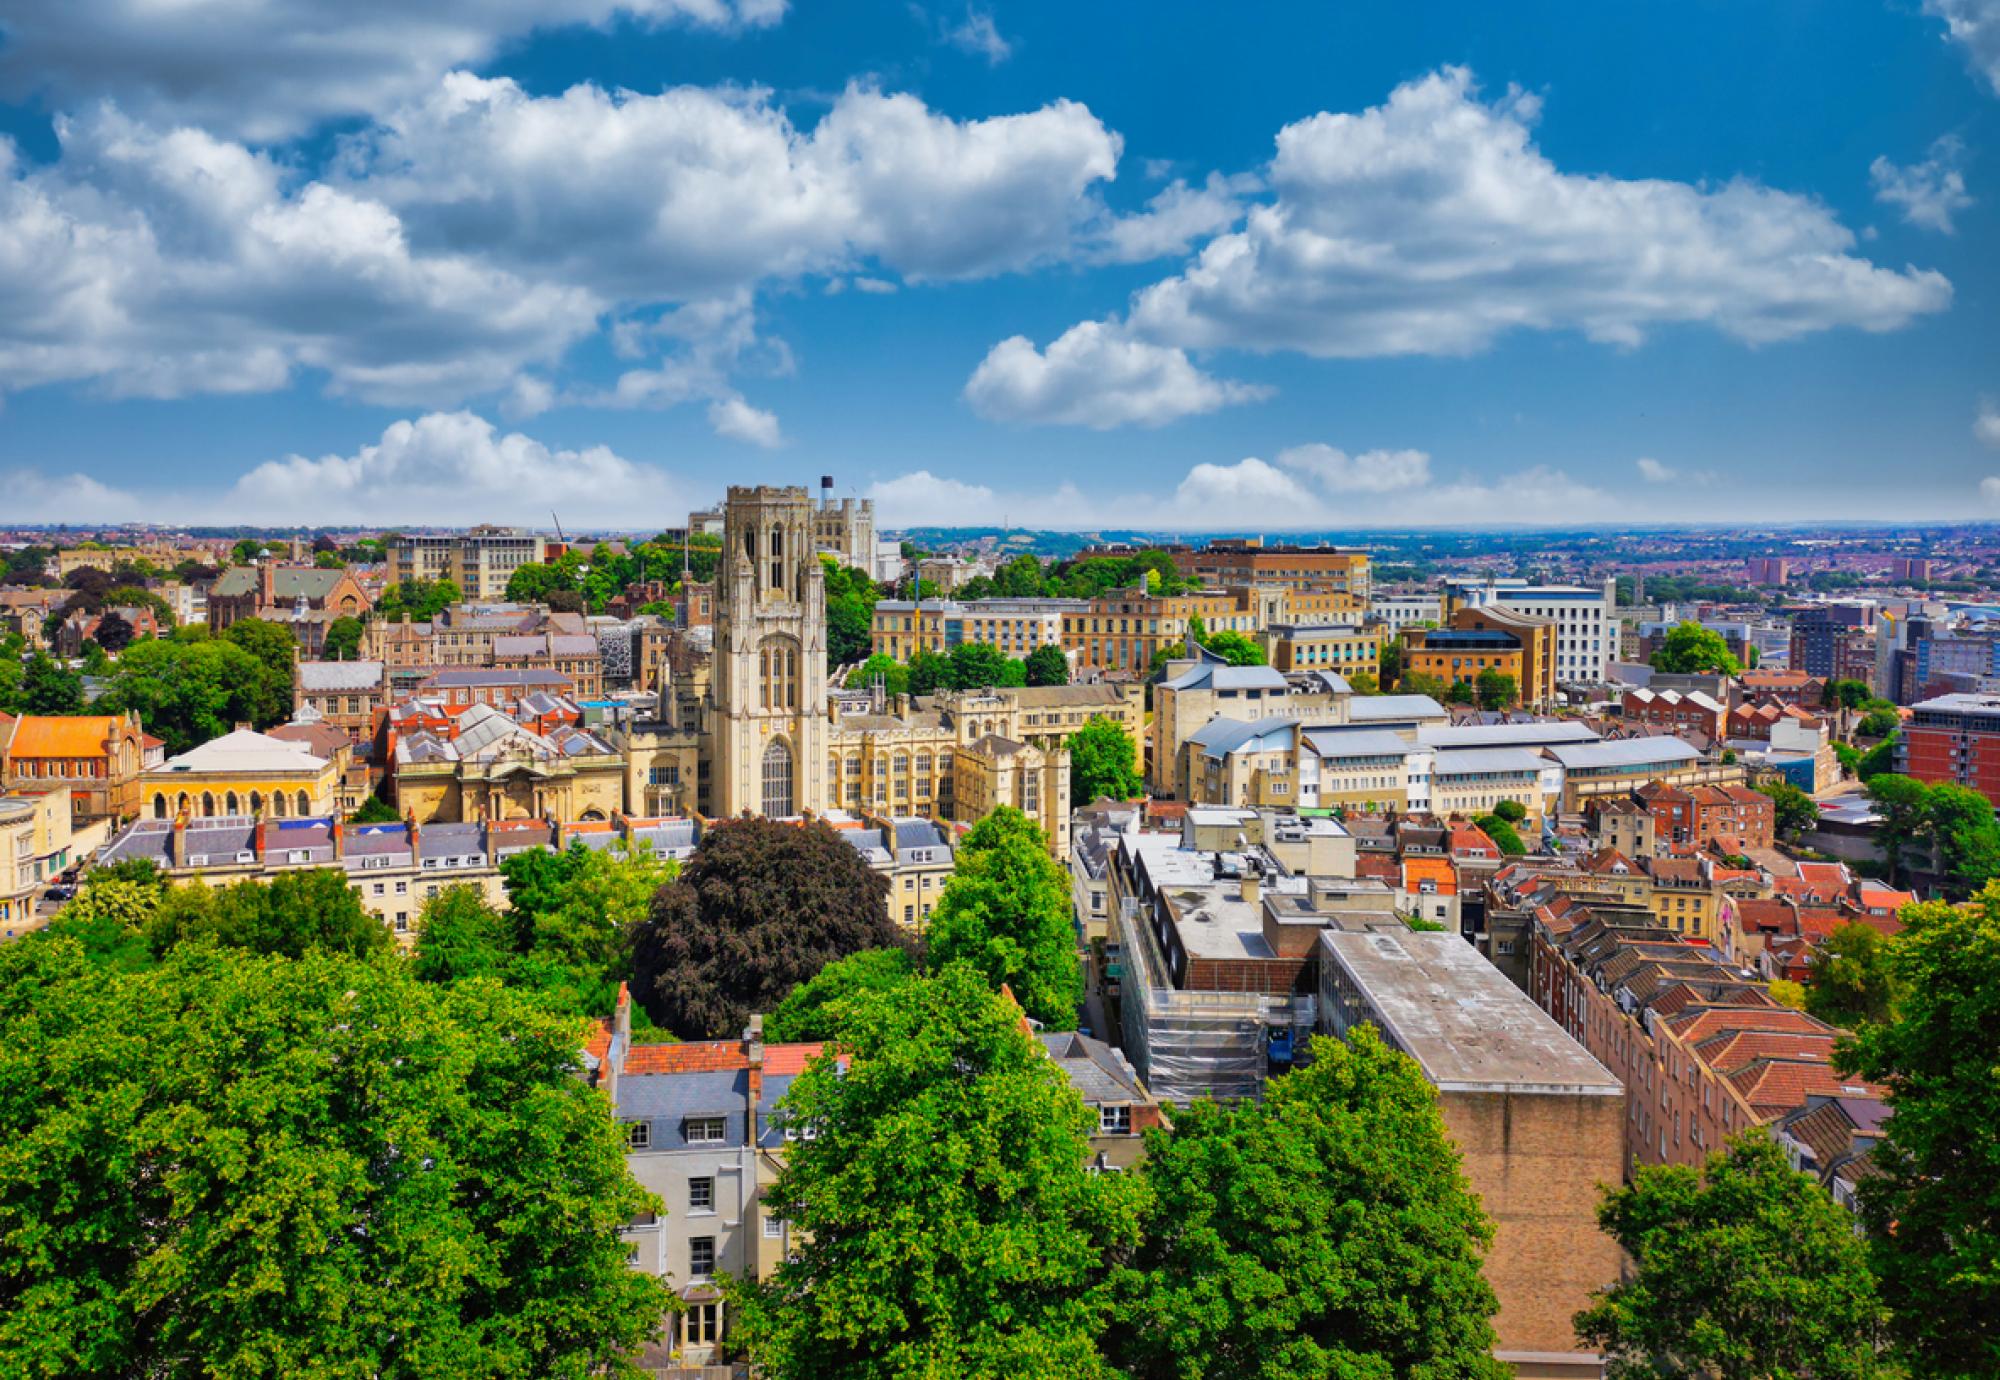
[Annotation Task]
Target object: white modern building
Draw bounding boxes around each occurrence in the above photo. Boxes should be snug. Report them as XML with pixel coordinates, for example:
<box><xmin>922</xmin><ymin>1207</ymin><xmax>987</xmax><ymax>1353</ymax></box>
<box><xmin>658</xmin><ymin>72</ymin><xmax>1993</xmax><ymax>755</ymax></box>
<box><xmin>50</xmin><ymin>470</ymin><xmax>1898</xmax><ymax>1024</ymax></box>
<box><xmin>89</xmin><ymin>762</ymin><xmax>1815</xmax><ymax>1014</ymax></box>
<box><xmin>1444</xmin><ymin>578</ymin><xmax>1617</xmax><ymax>685</ymax></box>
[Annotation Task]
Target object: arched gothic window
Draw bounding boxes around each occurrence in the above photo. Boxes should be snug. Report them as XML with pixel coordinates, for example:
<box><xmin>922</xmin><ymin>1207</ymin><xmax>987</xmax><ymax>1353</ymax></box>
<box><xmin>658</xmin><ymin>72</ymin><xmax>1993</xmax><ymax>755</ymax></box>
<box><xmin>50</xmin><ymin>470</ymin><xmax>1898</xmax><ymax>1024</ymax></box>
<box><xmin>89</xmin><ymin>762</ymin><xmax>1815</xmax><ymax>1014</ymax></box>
<box><xmin>761</xmin><ymin>737</ymin><xmax>794</xmax><ymax>818</ymax></box>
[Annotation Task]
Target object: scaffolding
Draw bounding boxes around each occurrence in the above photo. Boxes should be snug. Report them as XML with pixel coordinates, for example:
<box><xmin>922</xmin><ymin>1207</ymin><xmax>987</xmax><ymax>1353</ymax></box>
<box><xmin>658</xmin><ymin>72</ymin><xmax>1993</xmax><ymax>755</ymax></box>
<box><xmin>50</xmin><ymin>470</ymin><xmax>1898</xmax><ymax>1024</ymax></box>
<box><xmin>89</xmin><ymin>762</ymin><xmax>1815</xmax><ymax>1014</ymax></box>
<box><xmin>1115</xmin><ymin>898</ymin><xmax>1315</xmax><ymax>1105</ymax></box>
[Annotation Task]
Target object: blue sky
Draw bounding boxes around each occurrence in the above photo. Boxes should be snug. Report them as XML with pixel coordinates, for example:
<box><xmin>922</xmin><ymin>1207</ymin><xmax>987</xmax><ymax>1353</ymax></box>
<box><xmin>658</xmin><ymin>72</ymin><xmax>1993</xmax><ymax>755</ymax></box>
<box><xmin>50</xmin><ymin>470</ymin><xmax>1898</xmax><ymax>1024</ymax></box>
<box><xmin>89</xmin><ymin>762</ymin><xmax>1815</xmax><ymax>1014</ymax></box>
<box><xmin>1</xmin><ymin>0</ymin><xmax>1997</xmax><ymax>530</ymax></box>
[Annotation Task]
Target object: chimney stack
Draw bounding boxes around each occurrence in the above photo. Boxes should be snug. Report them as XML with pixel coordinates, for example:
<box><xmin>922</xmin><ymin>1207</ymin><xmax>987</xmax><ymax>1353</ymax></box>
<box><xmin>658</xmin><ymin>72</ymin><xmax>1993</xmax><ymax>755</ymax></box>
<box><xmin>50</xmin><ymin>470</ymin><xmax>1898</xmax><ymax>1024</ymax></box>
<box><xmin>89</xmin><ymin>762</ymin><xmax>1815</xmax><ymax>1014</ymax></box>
<box><xmin>170</xmin><ymin>807</ymin><xmax>189</xmax><ymax>869</ymax></box>
<box><xmin>405</xmin><ymin>809</ymin><xmax>421</xmax><ymax>865</ymax></box>
<box><xmin>745</xmin><ymin>1012</ymin><xmax>765</xmax><ymax>1122</ymax></box>
<box><xmin>253</xmin><ymin>808</ymin><xmax>267</xmax><ymax>859</ymax></box>
<box><xmin>330</xmin><ymin>814</ymin><xmax>345</xmax><ymax>859</ymax></box>
<box><xmin>258</xmin><ymin>559</ymin><xmax>275</xmax><ymax>608</ymax></box>
<box><xmin>1239</xmin><ymin>870</ymin><xmax>1260</xmax><ymax>904</ymax></box>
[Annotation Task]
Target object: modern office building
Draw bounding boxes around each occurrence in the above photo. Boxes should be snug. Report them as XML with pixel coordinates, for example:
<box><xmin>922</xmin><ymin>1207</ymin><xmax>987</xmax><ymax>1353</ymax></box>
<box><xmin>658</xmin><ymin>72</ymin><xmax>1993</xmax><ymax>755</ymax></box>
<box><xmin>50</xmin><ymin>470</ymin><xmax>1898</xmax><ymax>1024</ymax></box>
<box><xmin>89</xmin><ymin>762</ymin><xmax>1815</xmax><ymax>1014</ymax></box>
<box><xmin>1442</xmin><ymin>578</ymin><xmax>1616</xmax><ymax>685</ymax></box>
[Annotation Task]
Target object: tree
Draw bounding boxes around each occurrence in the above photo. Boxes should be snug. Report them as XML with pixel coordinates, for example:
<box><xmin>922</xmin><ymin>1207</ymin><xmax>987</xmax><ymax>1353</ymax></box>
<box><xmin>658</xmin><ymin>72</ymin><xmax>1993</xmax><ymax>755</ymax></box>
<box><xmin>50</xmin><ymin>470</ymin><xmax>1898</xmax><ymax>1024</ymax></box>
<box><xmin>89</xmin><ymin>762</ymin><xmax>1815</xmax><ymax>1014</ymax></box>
<box><xmin>1474</xmin><ymin>667</ymin><xmax>1517</xmax><ymax>709</ymax></box>
<box><xmin>947</xmin><ymin>641</ymin><xmax>1023</xmax><ymax>690</ymax></box>
<box><xmin>925</xmin><ymin>807</ymin><xmax>1081</xmax><ymax>1029</ymax></box>
<box><xmin>230</xmin><ymin>536</ymin><xmax>266</xmax><ymax>564</ymax></box>
<box><xmin>632</xmin><ymin>818</ymin><xmax>899</xmax><ymax>1039</ymax></box>
<box><xmin>499</xmin><ymin>840</ymin><xmax>676</xmax><ymax>1020</ymax></box>
<box><xmin>375</xmin><ymin>576</ymin><xmax>460</xmax><ymax>622</ymax></box>
<box><xmin>1922</xmin><ymin>781</ymin><xmax>2000</xmax><ymax>895</ymax></box>
<box><xmin>1866</xmin><ymin>774</ymin><xmax>1932</xmax><ymax>886</ymax></box>
<box><xmin>79</xmin><ymin>640</ymin><xmax>112</xmax><ymax>677</ymax></box>
<box><xmin>1649</xmin><ymin>620</ymin><xmax>1742</xmax><ymax>675</ymax></box>
<box><xmin>1492</xmin><ymin>799</ymin><xmax>1527</xmax><ymax>824</ymax></box>
<box><xmin>1345</xmin><ymin>670</ymin><xmax>1379</xmax><ymax>694</ymax></box>
<box><xmin>1025</xmin><ymin>643</ymin><xmax>1070</xmax><ymax>687</ymax></box>
<box><xmin>843</xmin><ymin>654</ymin><xmax>910</xmax><ymax>698</ymax></box>
<box><xmin>1107</xmin><ymin>1027</ymin><xmax>1505</xmax><ymax>1380</ymax></box>
<box><xmin>1400</xmin><ymin>670</ymin><xmax>1449</xmax><ymax>701</ymax></box>
<box><xmin>1840</xmin><ymin>886</ymin><xmax>2000</xmax><ymax>1373</ymax></box>
<box><xmin>1857</xmin><ymin>731</ymin><xmax>1898</xmax><ymax>780</ymax></box>
<box><xmin>1069</xmin><ymin>715</ymin><xmax>1142</xmax><ymax>808</ymax></box>
<box><xmin>410</xmin><ymin>884</ymin><xmax>513</xmax><ymax>986</ymax></box>
<box><xmin>1476</xmin><ymin>814</ymin><xmax>1527</xmax><ymax>855</ymax></box>
<box><xmin>1805</xmin><ymin>921</ymin><xmax>1902</xmax><ymax>1028</ymax></box>
<box><xmin>1575</xmin><ymin>1132</ymin><xmax>1887</xmax><ymax>1380</ymax></box>
<box><xmin>0</xmin><ymin>940</ymin><xmax>668</xmax><ymax>1378</ymax></box>
<box><xmin>1828</xmin><ymin>678</ymin><xmax>1874</xmax><ymax>711</ymax></box>
<box><xmin>1199</xmin><ymin>630</ymin><xmax>1266</xmax><ymax>667</ymax></box>
<box><xmin>91</xmin><ymin>611</ymin><xmax>135</xmax><ymax>655</ymax></box>
<box><xmin>322</xmin><ymin>615</ymin><xmax>365</xmax><ymax>661</ymax></box>
<box><xmin>1757</xmin><ymin>779</ymin><xmax>1819</xmax><ymax>840</ymax></box>
<box><xmin>221</xmin><ymin>617</ymin><xmax>297</xmax><ymax>725</ymax></box>
<box><xmin>20</xmin><ymin>652</ymin><xmax>84</xmax><ymax>714</ymax></box>
<box><xmin>1377</xmin><ymin>640</ymin><xmax>1402</xmax><ymax>690</ymax></box>
<box><xmin>31</xmin><ymin>868</ymin><xmax>166</xmax><ymax>974</ymax></box>
<box><xmin>735</xmin><ymin>964</ymin><xmax>1141</xmax><ymax>1380</ymax></box>
<box><xmin>143</xmin><ymin>869</ymin><xmax>391</xmax><ymax>961</ymax></box>
<box><xmin>1858</xmin><ymin>706</ymin><xmax>1900</xmax><ymax>739</ymax></box>
<box><xmin>504</xmin><ymin>562</ymin><xmax>572</xmax><ymax>604</ymax></box>
<box><xmin>826</xmin><ymin>597</ymin><xmax>872</xmax><ymax>667</ymax></box>
<box><xmin>1445</xmin><ymin>678</ymin><xmax>1477</xmax><ymax>706</ymax></box>
<box><xmin>546</xmin><ymin>588</ymin><xmax>586</xmax><ymax>614</ymax></box>
<box><xmin>97</xmin><ymin>637</ymin><xmax>265</xmax><ymax>755</ymax></box>
<box><xmin>763</xmin><ymin>947</ymin><xmax>916</xmax><ymax>1043</ymax></box>
<box><xmin>906</xmin><ymin>647</ymin><xmax>951</xmax><ymax>695</ymax></box>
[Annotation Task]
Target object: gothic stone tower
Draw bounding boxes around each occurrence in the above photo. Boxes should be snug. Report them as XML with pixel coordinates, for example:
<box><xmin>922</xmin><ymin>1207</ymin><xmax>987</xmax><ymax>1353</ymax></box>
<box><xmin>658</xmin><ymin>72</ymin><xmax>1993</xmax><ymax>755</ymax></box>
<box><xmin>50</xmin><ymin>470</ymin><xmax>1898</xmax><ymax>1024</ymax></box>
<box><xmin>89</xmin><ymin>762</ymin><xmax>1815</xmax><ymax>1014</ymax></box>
<box><xmin>709</xmin><ymin>485</ymin><xmax>828</xmax><ymax>818</ymax></box>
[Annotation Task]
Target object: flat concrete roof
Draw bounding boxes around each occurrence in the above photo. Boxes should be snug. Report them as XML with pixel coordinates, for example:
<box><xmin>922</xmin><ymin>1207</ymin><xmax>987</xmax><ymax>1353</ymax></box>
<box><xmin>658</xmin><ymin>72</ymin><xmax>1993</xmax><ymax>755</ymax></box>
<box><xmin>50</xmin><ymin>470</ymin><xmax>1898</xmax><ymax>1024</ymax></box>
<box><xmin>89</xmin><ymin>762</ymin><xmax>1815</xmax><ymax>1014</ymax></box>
<box><xmin>1319</xmin><ymin>929</ymin><xmax>1623</xmax><ymax>1097</ymax></box>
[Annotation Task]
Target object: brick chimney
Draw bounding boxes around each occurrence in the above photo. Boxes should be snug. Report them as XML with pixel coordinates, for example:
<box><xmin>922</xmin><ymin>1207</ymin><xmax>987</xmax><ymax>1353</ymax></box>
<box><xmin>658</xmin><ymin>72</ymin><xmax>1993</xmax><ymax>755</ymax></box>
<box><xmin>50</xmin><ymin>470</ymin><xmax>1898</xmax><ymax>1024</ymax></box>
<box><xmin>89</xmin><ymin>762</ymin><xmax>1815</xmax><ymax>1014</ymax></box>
<box><xmin>330</xmin><ymin>814</ymin><xmax>344</xmax><ymax>860</ymax></box>
<box><xmin>405</xmin><ymin>810</ymin><xmax>421</xmax><ymax>865</ymax></box>
<box><xmin>170</xmin><ymin>807</ymin><xmax>188</xmax><ymax>869</ymax></box>
<box><xmin>253</xmin><ymin>809</ymin><xmax>267</xmax><ymax>859</ymax></box>
<box><xmin>258</xmin><ymin>558</ymin><xmax>275</xmax><ymax>609</ymax></box>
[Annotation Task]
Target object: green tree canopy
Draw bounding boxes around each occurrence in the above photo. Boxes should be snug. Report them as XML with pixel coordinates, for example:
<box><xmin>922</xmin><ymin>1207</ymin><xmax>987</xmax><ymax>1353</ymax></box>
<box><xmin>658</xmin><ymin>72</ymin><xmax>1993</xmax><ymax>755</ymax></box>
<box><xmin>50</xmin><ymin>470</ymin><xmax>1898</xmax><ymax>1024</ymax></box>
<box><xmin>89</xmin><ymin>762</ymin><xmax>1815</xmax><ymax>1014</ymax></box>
<box><xmin>1576</xmin><ymin>1132</ymin><xmax>1887</xmax><ymax>1380</ymax></box>
<box><xmin>763</xmin><ymin>947</ymin><xmax>916</xmax><ymax>1043</ymax></box>
<box><xmin>1804</xmin><ymin>921</ymin><xmax>1902</xmax><ymax>1028</ymax></box>
<box><xmin>1839</xmin><ymin>886</ymin><xmax>2000</xmax><ymax>1374</ymax></box>
<box><xmin>220</xmin><ymin>617</ymin><xmax>297</xmax><ymax>725</ymax></box>
<box><xmin>1025</xmin><ymin>643</ymin><xmax>1070</xmax><ymax>687</ymax></box>
<box><xmin>1069</xmin><ymin>714</ymin><xmax>1143</xmax><ymax>807</ymax></box>
<box><xmin>375</xmin><ymin>577</ymin><xmax>461</xmax><ymax>622</ymax></box>
<box><xmin>409</xmin><ymin>883</ymin><xmax>515</xmax><ymax>986</ymax></box>
<box><xmin>843</xmin><ymin>653</ymin><xmax>910</xmax><ymax>698</ymax></box>
<box><xmin>1649</xmin><ymin>620</ymin><xmax>1743</xmax><ymax>675</ymax></box>
<box><xmin>1474</xmin><ymin>667</ymin><xmax>1517</xmax><ymax>709</ymax></box>
<box><xmin>947</xmin><ymin>641</ymin><xmax>1027</xmax><ymax>690</ymax></box>
<box><xmin>1827</xmin><ymin>678</ymin><xmax>1874</xmax><ymax>710</ymax></box>
<box><xmin>18</xmin><ymin>653</ymin><xmax>84</xmax><ymax>714</ymax></box>
<box><xmin>735</xmin><ymin>963</ymin><xmax>1142</xmax><ymax>1380</ymax></box>
<box><xmin>1198</xmin><ymin>629</ymin><xmax>1266</xmax><ymax>667</ymax></box>
<box><xmin>1107</xmin><ymin>1027</ymin><xmax>1505</xmax><ymax>1380</ymax></box>
<box><xmin>96</xmin><ymin>637</ymin><xmax>268</xmax><ymax>754</ymax></box>
<box><xmin>1491</xmin><ymin>799</ymin><xmax>1527</xmax><ymax>824</ymax></box>
<box><xmin>142</xmin><ymin>869</ymin><xmax>391</xmax><ymax>961</ymax></box>
<box><xmin>0</xmin><ymin>939</ymin><xmax>668</xmax><ymax>1378</ymax></box>
<box><xmin>1757</xmin><ymin>779</ymin><xmax>1819</xmax><ymax>840</ymax></box>
<box><xmin>631</xmin><ymin>818</ymin><xmax>898</xmax><ymax>1039</ymax></box>
<box><xmin>1475</xmin><ymin>814</ymin><xmax>1527</xmax><ymax>855</ymax></box>
<box><xmin>925</xmin><ymin>807</ymin><xmax>1081</xmax><ymax>1029</ymax></box>
<box><xmin>907</xmin><ymin>647</ymin><xmax>951</xmax><ymax>695</ymax></box>
<box><xmin>497</xmin><ymin>840</ymin><xmax>676</xmax><ymax>1020</ymax></box>
<box><xmin>322</xmin><ymin>615</ymin><xmax>365</xmax><ymax>661</ymax></box>
<box><xmin>350</xmin><ymin>788</ymin><xmax>401</xmax><ymax>824</ymax></box>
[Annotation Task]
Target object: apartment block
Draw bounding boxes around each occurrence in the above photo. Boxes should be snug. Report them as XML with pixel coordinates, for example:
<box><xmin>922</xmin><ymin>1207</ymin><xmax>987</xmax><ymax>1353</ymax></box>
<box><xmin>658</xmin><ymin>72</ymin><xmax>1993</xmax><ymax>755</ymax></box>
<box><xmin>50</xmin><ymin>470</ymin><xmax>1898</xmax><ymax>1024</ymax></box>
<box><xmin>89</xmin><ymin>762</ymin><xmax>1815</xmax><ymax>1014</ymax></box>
<box><xmin>1442</xmin><ymin>578</ymin><xmax>1616</xmax><ymax>685</ymax></box>
<box><xmin>1172</xmin><ymin>540</ymin><xmax>1371</xmax><ymax>599</ymax></box>
<box><xmin>389</xmin><ymin>526</ymin><xmax>547</xmax><ymax>601</ymax></box>
<box><xmin>1898</xmin><ymin>692</ymin><xmax>2000</xmax><ymax>806</ymax></box>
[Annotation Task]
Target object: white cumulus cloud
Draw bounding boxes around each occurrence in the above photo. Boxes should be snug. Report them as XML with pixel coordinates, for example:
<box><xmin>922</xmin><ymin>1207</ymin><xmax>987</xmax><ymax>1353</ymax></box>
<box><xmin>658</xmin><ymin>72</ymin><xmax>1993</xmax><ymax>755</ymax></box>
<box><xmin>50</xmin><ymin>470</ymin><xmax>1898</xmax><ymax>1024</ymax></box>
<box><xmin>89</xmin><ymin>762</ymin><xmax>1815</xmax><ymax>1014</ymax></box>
<box><xmin>706</xmin><ymin>396</ymin><xmax>783</xmax><ymax>447</ymax></box>
<box><xmin>0</xmin><ymin>468</ymin><xmax>150</xmax><ymax>523</ymax></box>
<box><xmin>1115</xmin><ymin>67</ymin><xmax>1949</xmax><ymax>359</ymax></box>
<box><xmin>1871</xmin><ymin>136</ymin><xmax>1974</xmax><ymax>233</ymax></box>
<box><xmin>1636</xmin><ymin>457</ymin><xmax>1676</xmax><ymax>483</ymax></box>
<box><xmin>1276</xmin><ymin>443</ymin><xmax>1431</xmax><ymax>493</ymax></box>
<box><xmin>1926</xmin><ymin>0</ymin><xmax>2000</xmax><ymax>95</ymax></box>
<box><xmin>339</xmin><ymin>76</ymin><xmax>1122</xmax><ymax>295</ymax></box>
<box><xmin>963</xmin><ymin>320</ymin><xmax>1270</xmax><ymax>428</ymax></box>
<box><xmin>1978</xmin><ymin>400</ymin><xmax>2000</xmax><ymax>447</ymax></box>
<box><xmin>0</xmin><ymin>0</ymin><xmax>787</xmax><ymax>142</ymax></box>
<box><xmin>224</xmin><ymin>411</ymin><xmax>685</xmax><ymax>525</ymax></box>
<box><xmin>0</xmin><ymin>111</ymin><xmax>598</xmax><ymax>405</ymax></box>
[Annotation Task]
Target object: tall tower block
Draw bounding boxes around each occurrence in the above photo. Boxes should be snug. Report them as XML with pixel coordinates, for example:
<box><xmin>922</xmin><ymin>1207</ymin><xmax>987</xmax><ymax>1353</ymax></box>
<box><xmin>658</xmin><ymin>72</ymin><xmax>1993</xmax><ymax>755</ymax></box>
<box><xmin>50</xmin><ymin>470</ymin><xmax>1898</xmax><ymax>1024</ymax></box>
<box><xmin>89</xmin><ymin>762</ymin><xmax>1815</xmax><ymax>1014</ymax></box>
<box><xmin>710</xmin><ymin>486</ymin><xmax>828</xmax><ymax>818</ymax></box>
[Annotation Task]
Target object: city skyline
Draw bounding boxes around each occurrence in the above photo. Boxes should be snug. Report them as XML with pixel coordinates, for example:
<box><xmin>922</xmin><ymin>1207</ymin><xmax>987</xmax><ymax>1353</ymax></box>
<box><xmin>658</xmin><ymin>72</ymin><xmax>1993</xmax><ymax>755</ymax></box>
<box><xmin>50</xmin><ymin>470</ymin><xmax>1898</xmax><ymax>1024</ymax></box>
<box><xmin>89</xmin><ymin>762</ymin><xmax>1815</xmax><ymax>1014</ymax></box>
<box><xmin>2</xmin><ymin>1</ymin><xmax>1998</xmax><ymax>527</ymax></box>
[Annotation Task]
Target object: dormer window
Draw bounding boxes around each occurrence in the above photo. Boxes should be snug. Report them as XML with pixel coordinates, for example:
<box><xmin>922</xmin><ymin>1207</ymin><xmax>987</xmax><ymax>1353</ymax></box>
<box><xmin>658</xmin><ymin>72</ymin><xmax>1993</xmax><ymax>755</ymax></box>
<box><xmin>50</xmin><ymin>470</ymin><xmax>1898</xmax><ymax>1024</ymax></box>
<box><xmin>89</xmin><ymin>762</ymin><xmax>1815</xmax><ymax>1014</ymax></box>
<box><xmin>684</xmin><ymin>1116</ymin><xmax>726</xmax><ymax>1144</ymax></box>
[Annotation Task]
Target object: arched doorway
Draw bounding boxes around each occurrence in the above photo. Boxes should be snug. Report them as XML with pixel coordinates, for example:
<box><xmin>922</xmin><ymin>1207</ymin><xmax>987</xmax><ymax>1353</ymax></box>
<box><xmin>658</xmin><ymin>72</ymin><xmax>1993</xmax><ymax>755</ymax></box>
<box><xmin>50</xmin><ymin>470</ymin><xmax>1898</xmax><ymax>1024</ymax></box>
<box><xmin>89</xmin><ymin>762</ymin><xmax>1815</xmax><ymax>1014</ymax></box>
<box><xmin>761</xmin><ymin>737</ymin><xmax>794</xmax><ymax>818</ymax></box>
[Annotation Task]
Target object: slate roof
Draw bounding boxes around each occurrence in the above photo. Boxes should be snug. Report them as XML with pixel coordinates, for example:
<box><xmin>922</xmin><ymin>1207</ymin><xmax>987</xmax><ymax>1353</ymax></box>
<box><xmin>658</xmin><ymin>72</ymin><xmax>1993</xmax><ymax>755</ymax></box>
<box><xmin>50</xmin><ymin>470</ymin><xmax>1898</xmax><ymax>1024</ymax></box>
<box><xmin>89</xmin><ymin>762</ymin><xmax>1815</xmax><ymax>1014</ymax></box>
<box><xmin>1347</xmin><ymin>694</ymin><xmax>1447</xmax><ymax>722</ymax></box>
<box><xmin>157</xmin><ymin>727</ymin><xmax>328</xmax><ymax>774</ymax></box>
<box><xmin>296</xmin><ymin>661</ymin><xmax>384</xmax><ymax>692</ymax></box>
<box><xmin>212</xmin><ymin>566</ymin><xmax>347</xmax><ymax>601</ymax></box>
